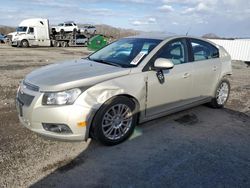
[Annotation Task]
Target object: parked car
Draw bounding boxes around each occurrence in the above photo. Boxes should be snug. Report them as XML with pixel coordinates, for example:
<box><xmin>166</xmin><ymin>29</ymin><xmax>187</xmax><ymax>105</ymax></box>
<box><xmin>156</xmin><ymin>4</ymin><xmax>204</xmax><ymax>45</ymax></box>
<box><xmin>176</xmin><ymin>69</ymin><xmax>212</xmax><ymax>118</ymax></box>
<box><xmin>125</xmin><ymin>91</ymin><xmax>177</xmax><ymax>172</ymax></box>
<box><xmin>16</xmin><ymin>35</ymin><xmax>232</xmax><ymax>145</ymax></box>
<box><xmin>75</xmin><ymin>34</ymin><xmax>88</xmax><ymax>45</ymax></box>
<box><xmin>80</xmin><ymin>25</ymin><xmax>96</xmax><ymax>35</ymax></box>
<box><xmin>52</xmin><ymin>21</ymin><xmax>79</xmax><ymax>33</ymax></box>
<box><xmin>0</xmin><ymin>33</ymin><xmax>7</xmax><ymax>43</ymax></box>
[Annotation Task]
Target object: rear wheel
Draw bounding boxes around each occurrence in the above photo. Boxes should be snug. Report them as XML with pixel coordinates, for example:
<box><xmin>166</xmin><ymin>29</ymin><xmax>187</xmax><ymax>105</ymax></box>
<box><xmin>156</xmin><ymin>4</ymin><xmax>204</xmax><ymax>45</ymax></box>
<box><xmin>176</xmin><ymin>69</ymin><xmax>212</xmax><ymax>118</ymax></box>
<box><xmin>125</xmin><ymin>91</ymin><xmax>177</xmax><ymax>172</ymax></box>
<box><xmin>51</xmin><ymin>40</ymin><xmax>56</xmax><ymax>47</ymax></box>
<box><xmin>21</xmin><ymin>39</ymin><xmax>29</xmax><ymax>48</ymax></box>
<box><xmin>209</xmin><ymin>79</ymin><xmax>230</xmax><ymax>108</ymax></box>
<box><xmin>56</xmin><ymin>41</ymin><xmax>61</xmax><ymax>47</ymax></box>
<box><xmin>61</xmin><ymin>41</ymin><xmax>68</xmax><ymax>47</ymax></box>
<box><xmin>60</xmin><ymin>29</ymin><xmax>65</xmax><ymax>35</ymax></box>
<box><xmin>91</xmin><ymin>96</ymin><xmax>137</xmax><ymax>145</ymax></box>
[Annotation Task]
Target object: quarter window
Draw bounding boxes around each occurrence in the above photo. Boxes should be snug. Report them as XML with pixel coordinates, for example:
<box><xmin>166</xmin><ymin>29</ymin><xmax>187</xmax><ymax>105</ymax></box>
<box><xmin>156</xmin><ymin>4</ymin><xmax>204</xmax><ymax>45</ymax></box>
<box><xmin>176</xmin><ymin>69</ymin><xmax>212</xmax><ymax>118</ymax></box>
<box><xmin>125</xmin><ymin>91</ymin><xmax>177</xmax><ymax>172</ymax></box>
<box><xmin>191</xmin><ymin>39</ymin><xmax>219</xmax><ymax>61</ymax></box>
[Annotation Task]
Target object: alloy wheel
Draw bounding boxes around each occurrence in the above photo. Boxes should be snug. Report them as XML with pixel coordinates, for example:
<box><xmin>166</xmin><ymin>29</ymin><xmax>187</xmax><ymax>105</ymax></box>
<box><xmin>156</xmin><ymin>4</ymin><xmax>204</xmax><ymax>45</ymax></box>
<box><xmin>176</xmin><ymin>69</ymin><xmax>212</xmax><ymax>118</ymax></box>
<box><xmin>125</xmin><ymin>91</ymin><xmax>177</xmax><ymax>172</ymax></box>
<box><xmin>101</xmin><ymin>104</ymin><xmax>133</xmax><ymax>140</ymax></box>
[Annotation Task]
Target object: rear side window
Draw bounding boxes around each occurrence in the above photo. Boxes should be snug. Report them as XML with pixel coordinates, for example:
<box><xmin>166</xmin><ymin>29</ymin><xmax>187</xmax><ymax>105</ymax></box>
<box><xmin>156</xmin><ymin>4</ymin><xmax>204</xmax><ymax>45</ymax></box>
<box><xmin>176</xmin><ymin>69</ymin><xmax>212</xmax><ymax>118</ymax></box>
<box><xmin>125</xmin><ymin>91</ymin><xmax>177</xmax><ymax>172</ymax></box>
<box><xmin>190</xmin><ymin>39</ymin><xmax>219</xmax><ymax>61</ymax></box>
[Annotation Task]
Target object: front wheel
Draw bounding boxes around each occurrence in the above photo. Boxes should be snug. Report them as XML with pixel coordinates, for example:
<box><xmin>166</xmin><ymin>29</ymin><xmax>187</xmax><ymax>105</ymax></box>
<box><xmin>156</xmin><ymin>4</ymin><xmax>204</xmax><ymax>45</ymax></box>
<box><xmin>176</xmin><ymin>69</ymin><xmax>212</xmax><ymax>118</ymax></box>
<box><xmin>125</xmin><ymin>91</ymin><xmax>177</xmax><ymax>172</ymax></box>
<box><xmin>91</xmin><ymin>96</ymin><xmax>137</xmax><ymax>146</ymax></box>
<box><xmin>209</xmin><ymin>79</ymin><xmax>230</xmax><ymax>108</ymax></box>
<box><xmin>20</xmin><ymin>40</ymin><xmax>29</xmax><ymax>48</ymax></box>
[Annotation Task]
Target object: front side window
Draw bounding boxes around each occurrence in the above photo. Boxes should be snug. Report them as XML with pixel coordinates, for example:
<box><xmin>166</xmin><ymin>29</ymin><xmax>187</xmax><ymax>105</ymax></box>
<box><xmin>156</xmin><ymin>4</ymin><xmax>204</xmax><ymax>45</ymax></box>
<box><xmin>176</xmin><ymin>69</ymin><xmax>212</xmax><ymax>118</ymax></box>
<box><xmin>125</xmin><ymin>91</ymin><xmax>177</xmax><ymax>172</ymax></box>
<box><xmin>191</xmin><ymin>39</ymin><xmax>219</xmax><ymax>61</ymax></box>
<box><xmin>155</xmin><ymin>39</ymin><xmax>187</xmax><ymax>65</ymax></box>
<box><xmin>28</xmin><ymin>27</ymin><xmax>34</xmax><ymax>34</ymax></box>
<box><xmin>89</xmin><ymin>38</ymin><xmax>162</xmax><ymax>68</ymax></box>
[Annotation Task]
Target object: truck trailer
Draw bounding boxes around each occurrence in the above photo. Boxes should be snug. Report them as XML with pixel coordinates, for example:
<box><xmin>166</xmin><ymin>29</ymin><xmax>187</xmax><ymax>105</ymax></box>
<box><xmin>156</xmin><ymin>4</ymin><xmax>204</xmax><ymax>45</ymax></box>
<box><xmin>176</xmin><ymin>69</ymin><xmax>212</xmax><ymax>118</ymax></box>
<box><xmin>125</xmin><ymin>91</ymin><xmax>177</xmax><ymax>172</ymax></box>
<box><xmin>11</xmin><ymin>18</ymin><xmax>92</xmax><ymax>47</ymax></box>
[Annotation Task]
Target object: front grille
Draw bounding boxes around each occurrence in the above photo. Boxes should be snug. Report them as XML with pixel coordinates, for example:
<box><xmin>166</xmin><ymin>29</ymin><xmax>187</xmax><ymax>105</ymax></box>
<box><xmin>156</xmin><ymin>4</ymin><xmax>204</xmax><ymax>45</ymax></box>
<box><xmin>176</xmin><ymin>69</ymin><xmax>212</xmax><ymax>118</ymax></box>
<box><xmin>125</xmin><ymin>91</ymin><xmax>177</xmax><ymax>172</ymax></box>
<box><xmin>23</xmin><ymin>81</ymin><xmax>39</xmax><ymax>92</ymax></box>
<box><xmin>17</xmin><ymin>90</ymin><xmax>35</xmax><ymax>106</ymax></box>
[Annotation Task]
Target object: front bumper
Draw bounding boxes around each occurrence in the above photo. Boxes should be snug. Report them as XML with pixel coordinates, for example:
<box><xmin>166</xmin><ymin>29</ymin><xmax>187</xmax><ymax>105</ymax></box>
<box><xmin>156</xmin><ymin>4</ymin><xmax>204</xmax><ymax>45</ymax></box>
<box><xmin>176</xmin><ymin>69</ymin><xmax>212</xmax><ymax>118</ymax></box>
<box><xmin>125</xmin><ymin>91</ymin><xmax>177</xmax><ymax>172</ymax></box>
<box><xmin>11</xmin><ymin>40</ymin><xmax>18</xmax><ymax>46</ymax></box>
<box><xmin>16</xmin><ymin>84</ymin><xmax>93</xmax><ymax>141</ymax></box>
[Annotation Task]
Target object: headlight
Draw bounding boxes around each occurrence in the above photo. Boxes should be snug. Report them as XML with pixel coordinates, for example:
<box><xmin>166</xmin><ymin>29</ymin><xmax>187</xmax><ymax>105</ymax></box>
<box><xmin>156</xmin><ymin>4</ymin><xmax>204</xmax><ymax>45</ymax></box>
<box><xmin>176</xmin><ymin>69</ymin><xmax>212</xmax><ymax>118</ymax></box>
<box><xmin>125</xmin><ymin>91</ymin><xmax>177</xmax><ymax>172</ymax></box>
<box><xmin>42</xmin><ymin>88</ymin><xmax>82</xmax><ymax>105</ymax></box>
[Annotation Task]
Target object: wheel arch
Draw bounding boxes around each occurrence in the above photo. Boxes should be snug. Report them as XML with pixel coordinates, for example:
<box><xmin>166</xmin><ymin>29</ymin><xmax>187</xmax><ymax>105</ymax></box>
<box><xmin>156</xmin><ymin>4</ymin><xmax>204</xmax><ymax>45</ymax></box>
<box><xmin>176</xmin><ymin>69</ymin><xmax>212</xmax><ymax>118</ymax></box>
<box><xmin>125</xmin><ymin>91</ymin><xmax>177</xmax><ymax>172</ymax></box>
<box><xmin>86</xmin><ymin>94</ymin><xmax>141</xmax><ymax>140</ymax></box>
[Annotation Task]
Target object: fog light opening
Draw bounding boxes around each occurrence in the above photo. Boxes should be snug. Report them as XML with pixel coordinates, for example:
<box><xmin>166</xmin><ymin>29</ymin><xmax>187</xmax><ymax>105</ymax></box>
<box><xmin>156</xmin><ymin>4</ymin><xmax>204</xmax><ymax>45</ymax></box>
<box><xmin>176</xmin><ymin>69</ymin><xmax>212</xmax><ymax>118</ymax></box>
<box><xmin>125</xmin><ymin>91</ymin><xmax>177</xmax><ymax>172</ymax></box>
<box><xmin>42</xmin><ymin>123</ymin><xmax>73</xmax><ymax>134</ymax></box>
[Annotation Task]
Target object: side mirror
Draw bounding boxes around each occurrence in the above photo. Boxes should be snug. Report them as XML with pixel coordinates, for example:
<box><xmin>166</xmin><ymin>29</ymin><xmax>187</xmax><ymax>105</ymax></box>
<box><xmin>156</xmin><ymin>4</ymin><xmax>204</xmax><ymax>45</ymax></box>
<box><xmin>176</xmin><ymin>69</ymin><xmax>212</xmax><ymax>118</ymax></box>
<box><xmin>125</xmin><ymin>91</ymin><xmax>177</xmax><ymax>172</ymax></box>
<box><xmin>154</xmin><ymin>58</ymin><xmax>174</xmax><ymax>70</ymax></box>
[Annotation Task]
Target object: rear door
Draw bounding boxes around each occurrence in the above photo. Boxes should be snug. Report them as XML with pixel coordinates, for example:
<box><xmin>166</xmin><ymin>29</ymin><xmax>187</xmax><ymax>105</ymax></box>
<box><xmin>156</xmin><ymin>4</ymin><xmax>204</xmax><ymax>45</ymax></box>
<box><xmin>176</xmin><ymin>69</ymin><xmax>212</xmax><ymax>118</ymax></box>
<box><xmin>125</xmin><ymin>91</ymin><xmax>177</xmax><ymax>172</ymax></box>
<box><xmin>146</xmin><ymin>38</ymin><xmax>194</xmax><ymax>117</ymax></box>
<box><xmin>188</xmin><ymin>38</ymin><xmax>221</xmax><ymax>98</ymax></box>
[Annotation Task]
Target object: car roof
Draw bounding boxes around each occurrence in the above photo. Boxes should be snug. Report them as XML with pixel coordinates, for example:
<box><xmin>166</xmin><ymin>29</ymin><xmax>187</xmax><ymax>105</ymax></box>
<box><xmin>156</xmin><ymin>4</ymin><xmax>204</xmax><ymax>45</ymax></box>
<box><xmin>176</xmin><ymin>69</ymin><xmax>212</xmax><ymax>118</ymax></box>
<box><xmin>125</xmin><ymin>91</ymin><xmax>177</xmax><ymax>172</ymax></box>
<box><xmin>64</xmin><ymin>21</ymin><xmax>75</xmax><ymax>24</ymax></box>
<box><xmin>126</xmin><ymin>34</ymin><xmax>206</xmax><ymax>41</ymax></box>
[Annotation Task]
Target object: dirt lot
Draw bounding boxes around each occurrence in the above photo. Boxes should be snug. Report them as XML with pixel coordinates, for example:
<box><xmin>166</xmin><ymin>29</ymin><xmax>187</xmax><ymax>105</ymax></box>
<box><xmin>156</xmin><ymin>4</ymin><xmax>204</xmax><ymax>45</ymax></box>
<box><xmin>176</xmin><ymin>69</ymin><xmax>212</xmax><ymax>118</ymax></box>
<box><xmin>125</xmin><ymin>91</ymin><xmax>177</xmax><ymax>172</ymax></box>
<box><xmin>0</xmin><ymin>44</ymin><xmax>249</xmax><ymax>188</ymax></box>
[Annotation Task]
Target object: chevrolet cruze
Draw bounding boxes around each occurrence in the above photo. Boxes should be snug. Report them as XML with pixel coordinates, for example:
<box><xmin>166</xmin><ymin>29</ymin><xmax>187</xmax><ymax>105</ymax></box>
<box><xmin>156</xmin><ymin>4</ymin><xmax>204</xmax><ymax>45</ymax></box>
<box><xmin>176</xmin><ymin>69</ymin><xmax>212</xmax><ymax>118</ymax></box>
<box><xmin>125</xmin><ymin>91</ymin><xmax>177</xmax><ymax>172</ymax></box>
<box><xmin>16</xmin><ymin>35</ymin><xmax>232</xmax><ymax>145</ymax></box>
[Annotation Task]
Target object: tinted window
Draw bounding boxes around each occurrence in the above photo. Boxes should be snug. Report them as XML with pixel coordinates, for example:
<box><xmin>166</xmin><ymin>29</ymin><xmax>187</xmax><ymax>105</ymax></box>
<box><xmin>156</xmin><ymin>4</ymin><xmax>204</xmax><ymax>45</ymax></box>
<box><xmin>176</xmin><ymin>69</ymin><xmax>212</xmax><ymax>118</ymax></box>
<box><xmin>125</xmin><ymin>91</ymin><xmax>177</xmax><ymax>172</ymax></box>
<box><xmin>156</xmin><ymin>40</ymin><xmax>187</xmax><ymax>65</ymax></box>
<box><xmin>76</xmin><ymin>35</ymin><xmax>86</xmax><ymax>39</ymax></box>
<box><xmin>191</xmin><ymin>39</ymin><xmax>219</xmax><ymax>61</ymax></box>
<box><xmin>28</xmin><ymin>27</ymin><xmax>34</xmax><ymax>33</ymax></box>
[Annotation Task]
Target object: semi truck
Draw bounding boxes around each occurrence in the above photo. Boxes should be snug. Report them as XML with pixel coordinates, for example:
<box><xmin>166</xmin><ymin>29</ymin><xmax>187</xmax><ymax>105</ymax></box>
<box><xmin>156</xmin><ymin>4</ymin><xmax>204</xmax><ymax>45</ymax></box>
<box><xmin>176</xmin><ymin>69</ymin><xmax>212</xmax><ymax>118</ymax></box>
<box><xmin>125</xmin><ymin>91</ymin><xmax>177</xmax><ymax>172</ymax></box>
<box><xmin>10</xmin><ymin>18</ymin><xmax>93</xmax><ymax>47</ymax></box>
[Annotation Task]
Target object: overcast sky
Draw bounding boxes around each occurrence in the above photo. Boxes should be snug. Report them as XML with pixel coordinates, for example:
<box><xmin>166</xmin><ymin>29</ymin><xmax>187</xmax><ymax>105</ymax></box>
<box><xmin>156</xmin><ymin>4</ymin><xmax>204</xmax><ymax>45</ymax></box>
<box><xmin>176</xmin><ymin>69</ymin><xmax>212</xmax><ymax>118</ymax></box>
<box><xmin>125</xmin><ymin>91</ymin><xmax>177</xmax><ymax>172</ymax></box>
<box><xmin>0</xmin><ymin>0</ymin><xmax>249</xmax><ymax>37</ymax></box>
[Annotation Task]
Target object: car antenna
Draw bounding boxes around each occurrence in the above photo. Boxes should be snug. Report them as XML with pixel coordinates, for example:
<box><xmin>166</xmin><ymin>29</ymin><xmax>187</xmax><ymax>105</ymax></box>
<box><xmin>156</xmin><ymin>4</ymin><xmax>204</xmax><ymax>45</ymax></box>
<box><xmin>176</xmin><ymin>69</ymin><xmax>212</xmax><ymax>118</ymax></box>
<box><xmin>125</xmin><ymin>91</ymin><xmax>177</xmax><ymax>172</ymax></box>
<box><xmin>186</xmin><ymin>26</ymin><xmax>191</xmax><ymax>36</ymax></box>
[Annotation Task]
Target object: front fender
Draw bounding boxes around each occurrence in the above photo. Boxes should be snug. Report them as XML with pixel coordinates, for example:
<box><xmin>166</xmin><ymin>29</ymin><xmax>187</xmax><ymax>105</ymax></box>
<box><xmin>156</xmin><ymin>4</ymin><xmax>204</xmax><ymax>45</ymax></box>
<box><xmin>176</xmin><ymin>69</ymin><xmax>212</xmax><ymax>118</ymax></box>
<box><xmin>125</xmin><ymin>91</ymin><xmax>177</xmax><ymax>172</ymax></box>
<box><xmin>75</xmin><ymin>72</ymin><xmax>147</xmax><ymax>112</ymax></box>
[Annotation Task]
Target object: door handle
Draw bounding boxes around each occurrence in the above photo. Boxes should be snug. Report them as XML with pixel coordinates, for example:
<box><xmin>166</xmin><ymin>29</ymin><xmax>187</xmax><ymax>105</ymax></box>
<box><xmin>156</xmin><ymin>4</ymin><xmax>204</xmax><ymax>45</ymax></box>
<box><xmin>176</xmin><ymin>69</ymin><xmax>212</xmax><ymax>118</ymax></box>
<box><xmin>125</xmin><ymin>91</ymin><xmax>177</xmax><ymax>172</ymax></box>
<box><xmin>213</xmin><ymin>66</ymin><xmax>217</xmax><ymax>71</ymax></box>
<box><xmin>183</xmin><ymin>73</ymin><xmax>191</xmax><ymax>78</ymax></box>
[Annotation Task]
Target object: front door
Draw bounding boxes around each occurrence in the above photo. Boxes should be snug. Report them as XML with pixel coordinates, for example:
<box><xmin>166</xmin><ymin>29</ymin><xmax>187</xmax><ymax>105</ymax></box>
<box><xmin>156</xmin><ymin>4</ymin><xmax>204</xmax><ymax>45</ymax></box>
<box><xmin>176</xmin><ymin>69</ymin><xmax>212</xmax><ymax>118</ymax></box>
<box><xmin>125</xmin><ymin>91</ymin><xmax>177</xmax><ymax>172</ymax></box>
<box><xmin>146</xmin><ymin>39</ymin><xmax>194</xmax><ymax>117</ymax></box>
<box><xmin>26</xmin><ymin>27</ymin><xmax>36</xmax><ymax>46</ymax></box>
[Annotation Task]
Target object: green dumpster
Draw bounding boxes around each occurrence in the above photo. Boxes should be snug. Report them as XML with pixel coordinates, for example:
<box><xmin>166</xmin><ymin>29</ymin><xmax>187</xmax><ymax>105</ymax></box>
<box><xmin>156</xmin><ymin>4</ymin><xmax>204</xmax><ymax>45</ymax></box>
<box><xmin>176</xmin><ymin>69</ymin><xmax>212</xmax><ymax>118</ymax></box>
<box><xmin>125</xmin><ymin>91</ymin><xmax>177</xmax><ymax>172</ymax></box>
<box><xmin>87</xmin><ymin>35</ymin><xmax>108</xmax><ymax>51</ymax></box>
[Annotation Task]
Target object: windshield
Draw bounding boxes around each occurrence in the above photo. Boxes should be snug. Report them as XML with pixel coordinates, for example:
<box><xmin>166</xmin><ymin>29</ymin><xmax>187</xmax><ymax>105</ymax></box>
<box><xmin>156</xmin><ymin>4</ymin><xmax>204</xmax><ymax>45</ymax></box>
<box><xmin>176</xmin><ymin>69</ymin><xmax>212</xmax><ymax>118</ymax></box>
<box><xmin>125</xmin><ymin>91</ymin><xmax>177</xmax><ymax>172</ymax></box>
<box><xmin>89</xmin><ymin>38</ymin><xmax>162</xmax><ymax>68</ymax></box>
<box><xmin>16</xmin><ymin>26</ymin><xmax>27</xmax><ymax>32</ymax></box>
<box><xmin>58</xmin><ymin>23</ymin><xmax>64</xmax><ymax>26</ymax></box>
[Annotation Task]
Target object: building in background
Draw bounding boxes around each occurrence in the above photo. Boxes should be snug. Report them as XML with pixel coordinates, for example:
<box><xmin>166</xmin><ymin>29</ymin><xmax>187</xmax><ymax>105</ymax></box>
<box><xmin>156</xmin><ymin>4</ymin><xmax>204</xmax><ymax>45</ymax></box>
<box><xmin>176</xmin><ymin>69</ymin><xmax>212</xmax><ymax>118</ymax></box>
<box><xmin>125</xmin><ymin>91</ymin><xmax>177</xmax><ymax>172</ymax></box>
<box><xmin>209</xmin><ymin>39</ymin><xmax>250</xmax><ymax>62</ymax></box>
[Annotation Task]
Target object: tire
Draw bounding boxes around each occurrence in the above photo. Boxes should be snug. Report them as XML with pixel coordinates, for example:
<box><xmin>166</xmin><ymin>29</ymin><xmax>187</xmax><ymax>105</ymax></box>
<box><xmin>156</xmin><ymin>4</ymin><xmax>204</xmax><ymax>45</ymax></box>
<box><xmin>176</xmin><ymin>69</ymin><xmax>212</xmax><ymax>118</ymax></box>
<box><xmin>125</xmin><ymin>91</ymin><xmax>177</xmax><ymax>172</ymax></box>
<box><xmin>209</xmin><ymin>79</ymin><xmax>230</xmax><ymax>108</ymax></box>
<box><xmin>60</xmin><ymin>29</ymin><xmax>65</xmax><ymax>35</ymax></box>
<box><xmin>91</xmin><ymin>96</ymin><xmax>137</xmax><ymax>146</ymax></box>
<box><xmin>51</xmin><ymin>28</ymin><xmax>57</xmax><ymax>35</ymax></box>
<box><xmin>21</xmin><ymin>40</ymin><xmax>29</xmax><ymax>48</ymax></box>
<box><xmin>56</xmin><ymin>41</ymin><xmax>61</xmax><ymax>47</ymax></box>
<box><xmin>52</xmin><ymin>40</ymin><xmax>58</xmax><ymax>47</ymax></box>
<box><xmin>61</xmin><ymin>41</ymin><xmax>68</xmax><ymax>47</ymax></box>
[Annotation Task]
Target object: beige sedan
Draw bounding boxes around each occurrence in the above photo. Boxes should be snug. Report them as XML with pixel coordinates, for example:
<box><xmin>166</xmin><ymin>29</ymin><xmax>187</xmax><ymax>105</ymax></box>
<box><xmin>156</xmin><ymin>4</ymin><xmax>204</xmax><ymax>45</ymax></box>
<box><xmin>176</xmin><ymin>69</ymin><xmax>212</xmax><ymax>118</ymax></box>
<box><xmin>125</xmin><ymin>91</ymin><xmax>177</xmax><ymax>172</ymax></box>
<box><xmin>16</xmin><ymin>35</ymin><xmax>232</xmax><ymax>145</ymax></box>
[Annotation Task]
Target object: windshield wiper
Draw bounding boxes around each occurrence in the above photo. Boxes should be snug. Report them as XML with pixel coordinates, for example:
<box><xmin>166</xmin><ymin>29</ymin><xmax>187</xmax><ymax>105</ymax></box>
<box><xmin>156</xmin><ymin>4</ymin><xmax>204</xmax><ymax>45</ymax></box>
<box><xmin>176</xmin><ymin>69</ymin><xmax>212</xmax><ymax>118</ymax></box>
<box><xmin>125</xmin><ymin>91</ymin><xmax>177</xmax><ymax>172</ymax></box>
<box><xmin>90</xmin><ymin>58</ymin><xmax>122</xmax><ymax>67</ymax></box>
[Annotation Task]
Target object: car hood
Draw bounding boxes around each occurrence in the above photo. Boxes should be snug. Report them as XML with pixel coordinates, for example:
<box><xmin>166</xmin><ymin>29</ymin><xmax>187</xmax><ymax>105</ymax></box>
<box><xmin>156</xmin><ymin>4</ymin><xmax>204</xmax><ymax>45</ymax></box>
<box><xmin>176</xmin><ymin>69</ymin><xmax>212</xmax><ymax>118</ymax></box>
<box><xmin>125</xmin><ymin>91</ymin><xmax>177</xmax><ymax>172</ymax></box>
<box><xmin>25</xmin><ymin>59</ymin><xmax>131</xmax><ymax>91</ymax></box>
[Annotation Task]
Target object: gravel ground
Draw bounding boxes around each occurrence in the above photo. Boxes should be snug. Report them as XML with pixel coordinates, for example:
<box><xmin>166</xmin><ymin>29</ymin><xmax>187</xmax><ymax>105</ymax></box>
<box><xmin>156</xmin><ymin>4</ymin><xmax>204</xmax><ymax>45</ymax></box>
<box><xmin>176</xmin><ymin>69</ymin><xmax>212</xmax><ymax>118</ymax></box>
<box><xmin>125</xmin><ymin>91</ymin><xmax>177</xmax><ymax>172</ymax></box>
<box><xmin>0</xmin><ymin>44</ymin><xmax>249</xmax><ymax>188</ymax></box>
